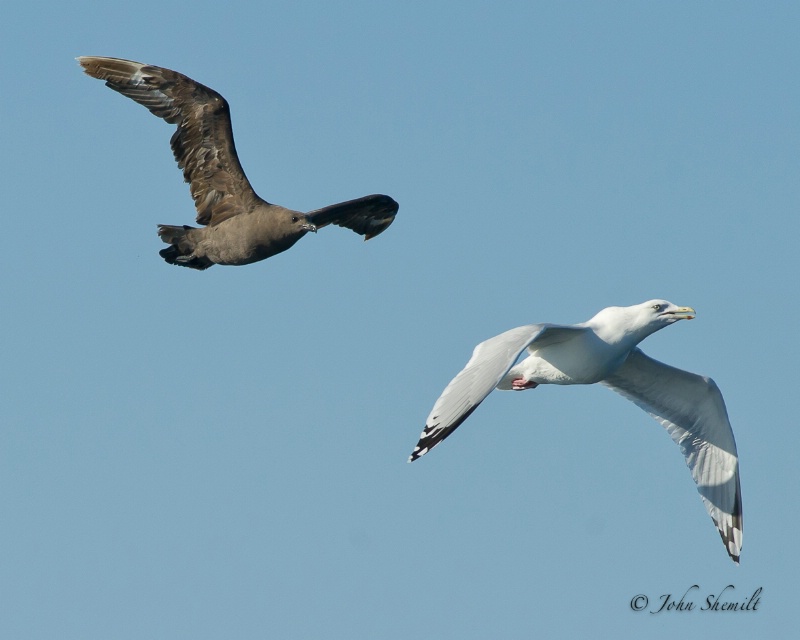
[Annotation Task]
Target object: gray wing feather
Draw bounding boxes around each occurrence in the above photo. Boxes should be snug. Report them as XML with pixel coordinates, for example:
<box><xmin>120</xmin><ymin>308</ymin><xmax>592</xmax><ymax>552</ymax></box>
<box><xmin>601</xmin><ymin>348</ymin><xmax>743</xmax><ymax>563</ymax></box>
<box><xmin>408</xmin><ymin>324</ymin><xmax>584</xmax><ymax>462</ymax></box>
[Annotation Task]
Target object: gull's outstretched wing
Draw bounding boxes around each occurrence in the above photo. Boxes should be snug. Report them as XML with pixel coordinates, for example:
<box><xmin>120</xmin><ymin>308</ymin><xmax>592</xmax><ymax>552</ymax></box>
<box><xmin>78</xmin><ymin>56</ymin><xmax>259</xmax><ymax>227</ymax></box>
<box><xmin>409</xmin><ymin>324</ymin><xmax>587</xmax><ymax>462</ymax></box>
<box><xmin>306</xmin><ymin>194</ymin><xmax>399</xmax><ymax>240</ymax></box>
<box><xmin>602</xmin><ymin>348</ymin><xmax>743</xmax><ymax>563</ymax></box>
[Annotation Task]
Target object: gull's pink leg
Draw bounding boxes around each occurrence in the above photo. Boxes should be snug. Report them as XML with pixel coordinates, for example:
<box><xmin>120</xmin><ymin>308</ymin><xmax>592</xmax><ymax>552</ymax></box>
<box><xmin>511</xmin><ymin>378</ymin><xmax>538</xmax><ymax>391</ymax></box>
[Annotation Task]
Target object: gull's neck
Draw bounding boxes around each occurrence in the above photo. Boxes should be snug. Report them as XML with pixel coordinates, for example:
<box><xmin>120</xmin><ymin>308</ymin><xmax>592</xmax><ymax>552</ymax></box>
<box><xmin>586</xmin><ymin>307</ymin><xmax>664</xmax><ymax>350</ymax></box>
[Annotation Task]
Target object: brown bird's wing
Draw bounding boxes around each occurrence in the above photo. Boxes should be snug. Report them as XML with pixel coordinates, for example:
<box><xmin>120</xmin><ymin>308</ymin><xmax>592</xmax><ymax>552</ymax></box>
<box><xmin>306</xmin><ymin>194</ymin><xmax>399</xmax><ymax>240</ymax></box>
<box><xmin>78</xmin><ymin>56</ymin><xmax>260</xmax><ymax>227</ymax></box>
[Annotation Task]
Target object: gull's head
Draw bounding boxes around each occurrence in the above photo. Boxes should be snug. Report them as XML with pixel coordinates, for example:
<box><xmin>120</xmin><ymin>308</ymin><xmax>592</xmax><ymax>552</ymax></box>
<box><xmin>590</xmin><ymin>300</ymin><xmax>695</xmax><ymax>344</ymax></box>
<box><xmin>646</xmin><ymin>299</ymin><xmax>696</xmax><ymax>324</ymax></box>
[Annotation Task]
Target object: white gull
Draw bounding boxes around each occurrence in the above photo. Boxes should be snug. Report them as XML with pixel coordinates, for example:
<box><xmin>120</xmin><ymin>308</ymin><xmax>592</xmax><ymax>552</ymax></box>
<box><xmin>408</xmin><ymin>300</ymin><xmax>743</xmax><ymax>564</ymax></box>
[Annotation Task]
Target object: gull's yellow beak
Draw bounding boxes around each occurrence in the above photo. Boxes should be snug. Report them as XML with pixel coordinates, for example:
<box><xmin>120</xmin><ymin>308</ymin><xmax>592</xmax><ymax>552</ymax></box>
<box><xmin>667</xmin><ymin>306</ymin><xmax>696</xmax><ymax>320</ymax></box>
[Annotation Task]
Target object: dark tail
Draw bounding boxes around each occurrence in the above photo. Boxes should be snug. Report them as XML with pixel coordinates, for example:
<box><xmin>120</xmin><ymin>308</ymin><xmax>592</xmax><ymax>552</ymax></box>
<box><xmin>157</xmin><ymin>225</ymin><xmax>214</xmax><ymax>270</ymax></box>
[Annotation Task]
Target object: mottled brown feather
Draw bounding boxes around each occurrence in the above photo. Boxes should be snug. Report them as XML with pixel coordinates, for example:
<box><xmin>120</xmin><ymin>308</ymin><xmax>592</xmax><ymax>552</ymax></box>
<box><xmin>78</xmin><ymin>56</ymin><xmax>260</xmax><ymax>227</ymax></box>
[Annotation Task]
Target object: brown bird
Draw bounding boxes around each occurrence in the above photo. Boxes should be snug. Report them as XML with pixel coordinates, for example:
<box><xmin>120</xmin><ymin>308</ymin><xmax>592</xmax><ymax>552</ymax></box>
<box><xmin>78</xmin><ymin>56</ymin><xmax>399</xmax><ymax>270</ymax></box>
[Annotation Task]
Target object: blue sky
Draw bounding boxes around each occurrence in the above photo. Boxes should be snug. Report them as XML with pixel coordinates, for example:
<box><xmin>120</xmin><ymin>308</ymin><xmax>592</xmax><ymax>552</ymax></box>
<box><xmin>1</xmin><ymin>1</ymin><xmax>797</xmax><ymax>638</ymax></box>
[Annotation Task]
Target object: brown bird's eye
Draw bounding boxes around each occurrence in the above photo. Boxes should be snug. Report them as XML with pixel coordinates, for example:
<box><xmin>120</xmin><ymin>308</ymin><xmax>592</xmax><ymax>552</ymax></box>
<box><xmin>291</xmin><ymin>216</ymin><xmax>299</xmax><ymax>223</ymax></box>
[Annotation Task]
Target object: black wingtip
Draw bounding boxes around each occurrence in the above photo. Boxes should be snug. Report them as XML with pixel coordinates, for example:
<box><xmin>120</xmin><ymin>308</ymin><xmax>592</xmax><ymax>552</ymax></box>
<box><xmin>407</xmin><ymin>445</ymin><xmax>428</xmax><ymax>463</ymax></box>
<box><xmin>407</xmin><ymin>404</ymin><xmax>481</xmax><ymax>465</ymax></box>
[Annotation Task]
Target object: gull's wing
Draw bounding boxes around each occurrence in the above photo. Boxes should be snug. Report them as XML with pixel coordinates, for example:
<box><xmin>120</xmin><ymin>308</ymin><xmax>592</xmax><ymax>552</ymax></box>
<box><xmin>78</xmin><ymin>56</ymin><xmax>260</xmax><ymax>227</ymax></box>
<box><xmin>601</xmin><ymin>348</ymin><xmax>743</xmax><ymax>563</ymax></box>
<box><xmin>306</xmin><ymin>194</ymin><xmax>399</xmax><ymax>240</ymax></box>
<box><xmin>409</xmin><ymin>324</ymin><xmax>587</xmax><ymax>462</ymax></box>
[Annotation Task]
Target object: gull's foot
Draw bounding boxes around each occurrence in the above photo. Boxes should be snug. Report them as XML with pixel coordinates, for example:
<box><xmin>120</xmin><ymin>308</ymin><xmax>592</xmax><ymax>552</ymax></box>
<box><xmin>511</xmin><ymin>378</ymin><xmax>538</xmax><ymax>390</ymax></box>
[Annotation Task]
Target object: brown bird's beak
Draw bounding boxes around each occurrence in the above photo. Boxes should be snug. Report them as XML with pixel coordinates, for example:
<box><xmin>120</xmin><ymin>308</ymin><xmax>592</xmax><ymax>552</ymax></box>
<box><xmin>302</xmin><ymin>223</ymin><xmax>317</xmax><ymax>233</ymax></box>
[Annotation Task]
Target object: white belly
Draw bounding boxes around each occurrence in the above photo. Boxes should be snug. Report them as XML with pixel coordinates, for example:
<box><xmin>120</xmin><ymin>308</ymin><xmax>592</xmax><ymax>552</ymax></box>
<box><xmin>497</xmin><ymin>334</ymin><xmax>630</xmax><ymax>389</ymax></box>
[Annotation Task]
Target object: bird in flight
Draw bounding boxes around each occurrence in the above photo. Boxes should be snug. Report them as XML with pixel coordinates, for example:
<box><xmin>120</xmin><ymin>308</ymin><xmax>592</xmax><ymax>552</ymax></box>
<box><xmin>78</xmin><ymin>56</ymin><xmax>398</xmax><ymax>270</ymax></box>
<box><xmin>408</xmin><ymin>300</ymin><xmax>743</xmax><ymax>564</ymax></box>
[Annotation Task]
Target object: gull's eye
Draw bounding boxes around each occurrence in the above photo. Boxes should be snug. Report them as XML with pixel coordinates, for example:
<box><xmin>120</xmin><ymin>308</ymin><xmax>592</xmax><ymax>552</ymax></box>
<box><xmin>652</xmin><ymin>304</ymin><xmax>662</xmax><ymax>311</ymax></box>
<box><xmin>291</xmin><ymin>216</ymin><xmax>299</xmax><ymax>223</ymax></box>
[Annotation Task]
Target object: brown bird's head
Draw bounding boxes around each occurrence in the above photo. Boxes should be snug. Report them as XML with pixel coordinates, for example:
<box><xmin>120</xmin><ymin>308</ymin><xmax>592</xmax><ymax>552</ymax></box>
<box><xmin>251</xmin><ymin>207</ymin><xmax>319</xmax><ymax>261</ymax></box>
<box><xmin>287</xmin><ymin>211</ymin><xmax>317</xmax><ymax>235</ymax></box>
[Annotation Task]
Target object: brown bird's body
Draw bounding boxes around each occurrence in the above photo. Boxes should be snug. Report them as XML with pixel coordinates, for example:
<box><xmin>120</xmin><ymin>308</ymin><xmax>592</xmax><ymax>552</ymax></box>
<box><xmin>78</xmin><ymin>56</ymin><xmax>398</xmax><ymax>269</ymax></box>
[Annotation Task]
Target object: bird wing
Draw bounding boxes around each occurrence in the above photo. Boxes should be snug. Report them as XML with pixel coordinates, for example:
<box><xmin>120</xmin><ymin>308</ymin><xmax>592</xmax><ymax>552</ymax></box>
<box><xmin>601</xmin><ymin>348</ymin><xmax>743</xmax><ymax>563</ymax></box>
<box><xmin>78</xmin><ymin>56</ymin><xmax>260</xmax><ymax>227</ymax></box>
<box><xmin>306</xmin><ymin>194</ymin><xmax>399</xmax><ymax>240</ymax></box>
<box><xmin>408</xmin><ymin>324</ymin><xmax>587</xmax><ymax>462</ymax></box>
